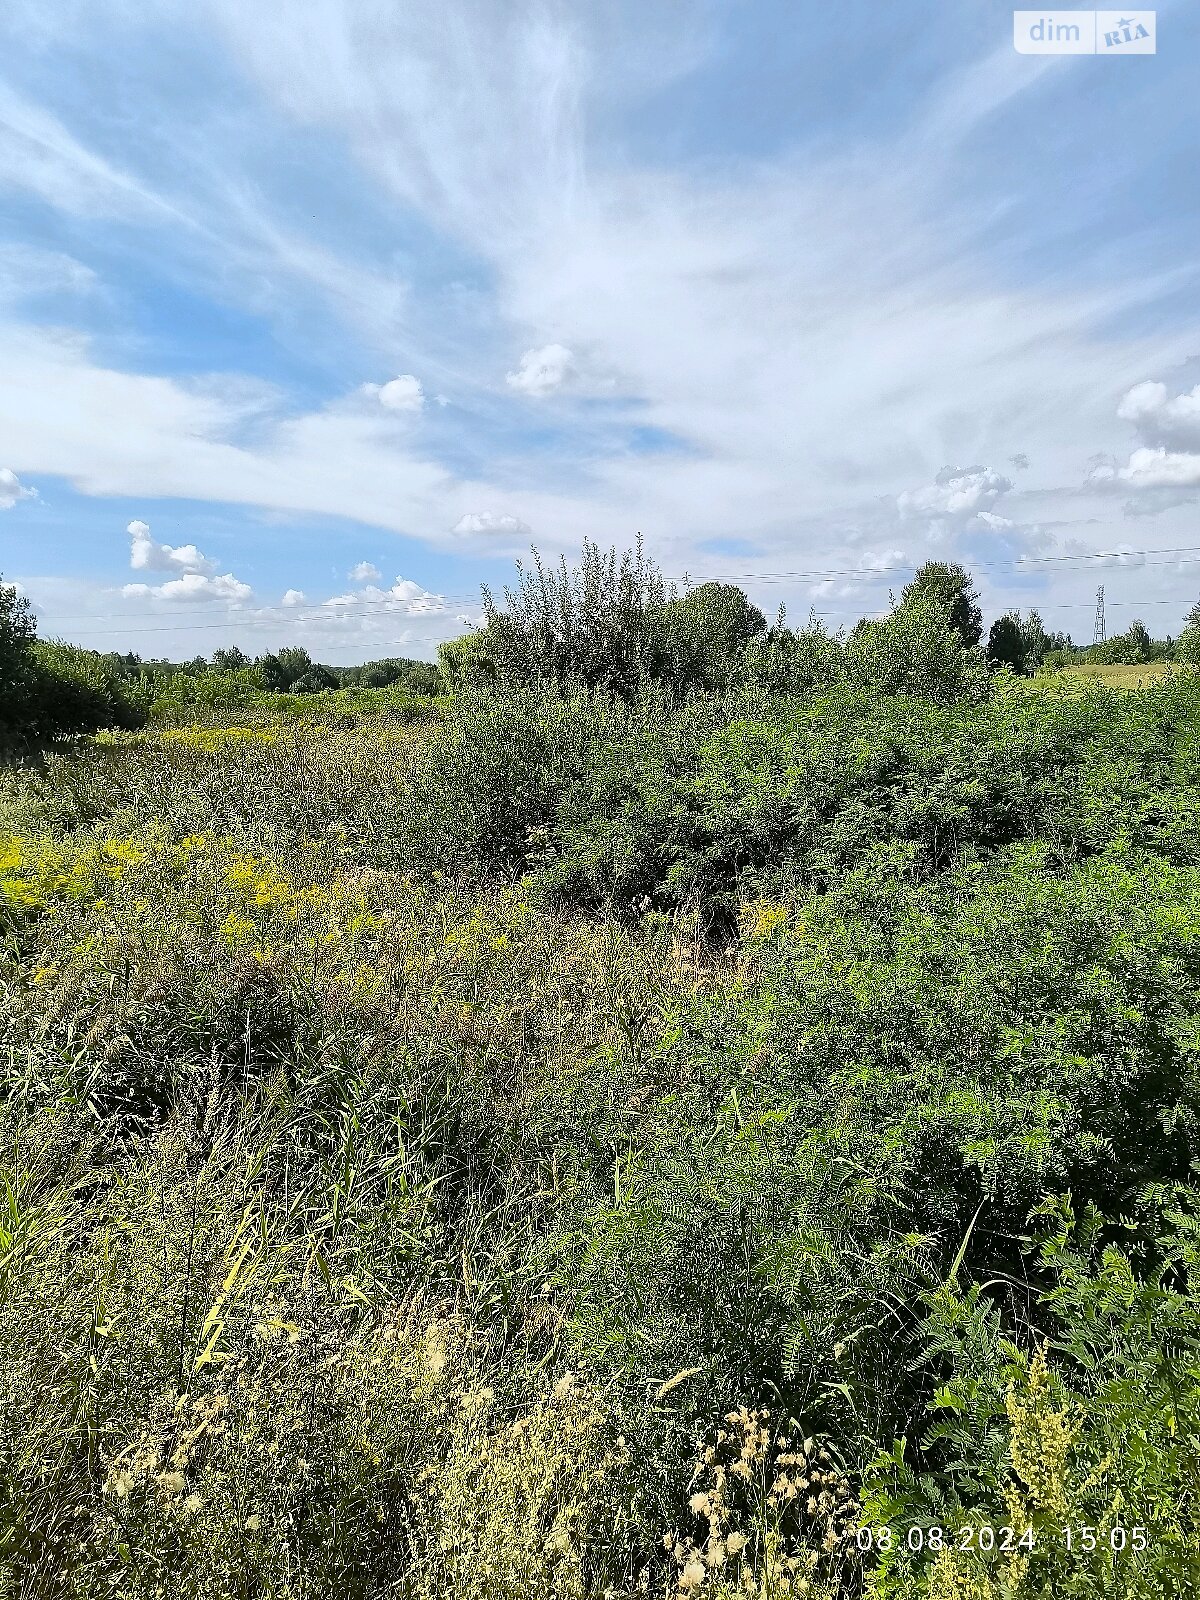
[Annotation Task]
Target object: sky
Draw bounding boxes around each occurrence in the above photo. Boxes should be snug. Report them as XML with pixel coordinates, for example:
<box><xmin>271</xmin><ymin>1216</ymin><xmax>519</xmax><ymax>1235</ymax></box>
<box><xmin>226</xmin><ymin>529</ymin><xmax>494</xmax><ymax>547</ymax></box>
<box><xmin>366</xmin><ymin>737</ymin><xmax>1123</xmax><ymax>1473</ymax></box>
<box><xmin>1</xmin><ymin>0</ymin><xmax>1199</xmax><ymax>663</ymax></box>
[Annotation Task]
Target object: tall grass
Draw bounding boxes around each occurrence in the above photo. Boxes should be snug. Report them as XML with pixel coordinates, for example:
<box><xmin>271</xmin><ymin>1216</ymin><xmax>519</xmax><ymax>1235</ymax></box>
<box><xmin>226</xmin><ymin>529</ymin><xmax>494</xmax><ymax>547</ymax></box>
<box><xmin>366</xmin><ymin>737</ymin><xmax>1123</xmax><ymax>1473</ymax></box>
<box><xmin>2</xmin><ymin>682</ymin><xmax>1199</xmax><ymax>1596</ymax></box>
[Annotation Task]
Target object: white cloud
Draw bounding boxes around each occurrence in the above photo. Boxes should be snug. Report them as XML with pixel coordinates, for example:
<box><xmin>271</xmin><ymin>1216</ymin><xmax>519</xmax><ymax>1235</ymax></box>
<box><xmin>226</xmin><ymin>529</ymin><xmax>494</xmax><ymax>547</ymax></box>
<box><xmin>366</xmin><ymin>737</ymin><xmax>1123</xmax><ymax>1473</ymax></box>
<box><xmin>506</xmin><ymin>343</ymin><xmax>575</xmax><ymax>396</ymax></box>
<box><xmin>1089</xmin><ymin>381</ymin><xmax>1200</xmax><ymax>514</ymax></box>
<box><xmin>452</xmin><ymin>510</ymin><xmax>532</xmax><ymax>537</ymax></box>
<box><xmin>323</xmin><ymin>575</ymin><xmax>447</xmax><ymax>616</ymax></box>
<box><xmin>1090</xmin><ymin>446</ymin><xmax>1200</xmax><ymax>492</ymax></box>
<box><xmin>281</xmin><ymin>588</ymin><xmax>307</xmax><ymax>606</ymax></box>
<box><xmin>3</xmin><ymin>3</ymin><xmax>1199</xmax><ymax>634</ymax></box>
<box><xmin>1117</xmin><ymin>380</ymin><xmax>1200</xmax><ymax>451</ymax></box>
<box><xmin>349</xmin><ymin>560</ymin><xmax>381</xmax><ymax>582</ymax></box>
<box><xmin>0</xmin><ymin>466</ymin><xmax>35</xmax><ymax>508</ymax></box>
<box><xmin>127</xmin><ymin>517</ymin><xmax>217</xmax><ymax>575</ymax></box>
<box><xmin>363</xmin><ymin>374</ymin><xmax>424</xmax><ymax>411</ymax></box>
<box><xmin>122</xmin><ymin>572</ymin><xmax>253</xmax><ymax>603</ymax></box>
<box><xmin>897</xmin><ymin>465</ymin><xmax>1013</xmax><ymax>523</ymax></box>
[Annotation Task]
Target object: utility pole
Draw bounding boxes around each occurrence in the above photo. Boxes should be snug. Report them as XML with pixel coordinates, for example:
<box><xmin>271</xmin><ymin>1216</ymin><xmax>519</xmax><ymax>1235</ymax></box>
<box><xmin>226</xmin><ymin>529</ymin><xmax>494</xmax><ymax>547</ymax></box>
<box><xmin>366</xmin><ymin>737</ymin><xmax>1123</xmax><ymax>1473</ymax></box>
<box><xmin>1093</xmin><ymin>585</ymin><xmax>1106</xmax><ymax>646</ymax></box>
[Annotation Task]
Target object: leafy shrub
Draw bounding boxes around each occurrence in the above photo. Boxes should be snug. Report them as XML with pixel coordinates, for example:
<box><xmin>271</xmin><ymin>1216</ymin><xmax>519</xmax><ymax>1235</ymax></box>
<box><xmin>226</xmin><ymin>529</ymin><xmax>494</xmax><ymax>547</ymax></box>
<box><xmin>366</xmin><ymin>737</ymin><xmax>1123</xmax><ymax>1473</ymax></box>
<box><xmin>0</xmin><ymin>579</ymin><xmax>37</xmax><ymax>750</ymax></box>
<box><xmin>845</xmin><ymin>598</ymin><xmax>991</xmax><ymax>705</ymax></box>
<box><xmin>899</xmin><ymin>561</ymin><xmax>984</xmax><ymax>650</ymax></box>
<box><xmin>863</xmin><ymin>1193</ymin><xmax>1200</xmax><ymax>1597</ymax></box>
<box><xmin>0</xmin><ymin>588</ymin><xmax>147</xmax><ymax>749</ymax></box>
<box><xmin>27</xmin><ymin>640</ymin><xmax>151</xmax><ymax>738</ymax></box>
<box><xmin>4</xmin><ymin>664</ymin><xmax>1200</xmax><ymax>1599</ymax></box>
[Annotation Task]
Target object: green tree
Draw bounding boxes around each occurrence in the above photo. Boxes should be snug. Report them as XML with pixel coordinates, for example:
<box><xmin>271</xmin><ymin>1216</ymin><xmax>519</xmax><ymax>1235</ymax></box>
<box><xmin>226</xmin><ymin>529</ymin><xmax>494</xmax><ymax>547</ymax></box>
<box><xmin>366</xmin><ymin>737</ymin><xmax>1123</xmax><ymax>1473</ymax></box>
<box><xmin>1019</xmin><ymin>607</ymin><xmax>1050</xmax><ymax>671</ymax></box>
<box><xmin>403</xmin><ymin>661</ymin><xmax>443</xmax><ymax>696</ymax></box>
<box><xmin>743</xmin><ymin>616</ymin><xmax>847</xmax><ymax>695</ymax></box>
<box><xmin>900</xmin><ymin>562</ymin><xmax>983</xmax><ymax>649</ymax></box>
<box><xmin>256</xmin><ymin>646</ymin><xmax>335</xmax><ymax>692</ymax></box>
<box><xmin>480</xmin><ymin>536</ymin><xmax>675</xmax><ymax>696</ymax></box>
<box><xmin>660</xmin><ymin>581</ymin><xmax>766</xmax><ymax>691</ymax></box>
<box><xmin>1127</xmin><ymin>617</ymin><xmax>1153</xmax><ymax>663</ymax></box>
<box><xmin>0</xmin><ymin>578</ymin><xmax>37</xmax><ymax>748</ymax></box>
<box><xmin>987</xmin><ymin>613</ymin><xmax>1027</xmax><ymax>675</ymax></box>
<box><xmin>27</xmin><ymin>639</ymin><xmax>150</xmax><ymax>736</ymax></box>
<box><xmin>437</xmin><ymin>631</ymin><xmax>496</xmax><ymax>691</ymax></box>
<box><xmin>846</xmin><ymin>594</ymin><xmax>991</xmax><ymax>704</ymax></box>
<box><xmin>211</xmin><ymin>646</ymin><xmax>251</xmax><ymax>673</ymax></box>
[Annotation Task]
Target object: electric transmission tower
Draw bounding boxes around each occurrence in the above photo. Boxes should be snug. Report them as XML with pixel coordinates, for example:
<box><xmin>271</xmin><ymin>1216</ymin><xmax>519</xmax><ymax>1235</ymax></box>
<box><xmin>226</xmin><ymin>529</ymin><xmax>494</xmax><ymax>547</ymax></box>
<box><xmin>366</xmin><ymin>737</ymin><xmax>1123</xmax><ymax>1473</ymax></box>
<box><xmin>1093</xmin><ymin>585</ymin><xmax>1106</xmax><ymax>645</ymax></box>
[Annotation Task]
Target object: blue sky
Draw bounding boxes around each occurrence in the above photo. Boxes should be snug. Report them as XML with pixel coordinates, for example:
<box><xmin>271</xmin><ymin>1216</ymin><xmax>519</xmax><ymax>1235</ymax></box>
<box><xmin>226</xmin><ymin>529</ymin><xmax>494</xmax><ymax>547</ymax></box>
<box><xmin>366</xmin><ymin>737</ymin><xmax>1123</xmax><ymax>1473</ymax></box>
<box><xmin>1</xmin><ymin>0</ymin><xmax>1199</xmax><ymax>661</ymax></box>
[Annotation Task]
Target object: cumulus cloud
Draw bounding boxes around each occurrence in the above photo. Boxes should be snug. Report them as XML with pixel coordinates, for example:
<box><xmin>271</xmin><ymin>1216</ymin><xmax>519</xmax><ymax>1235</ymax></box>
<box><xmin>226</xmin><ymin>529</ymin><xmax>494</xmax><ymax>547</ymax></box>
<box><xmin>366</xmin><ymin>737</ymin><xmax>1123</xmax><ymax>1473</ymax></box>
<box><xmin>281</xmin><ymin>588</ymin><xmax>307</xmax><ymax>606</ymax></box>
<box><xmin>323</xmin><ymin>575</ymin><xmax>447</xmax><ymax>616</ymax></box>
<box><xmin>896</xmin><ymin>464</ymin><xmax>1013</xmax><ymax>523</ymax></box>
<box><xmin>1089</xmin><ymin>446</ymin><xmax>1200</xmax><ymax>492</ymax></box>
<box><xmin>349</xmin><ymin>560</ymin><xmax>381</xmax><ymax>582</ymax></box>
<box><xmin>127</xmin><ymin>518</ymin><xmax>217</xmax><ymax>575</ymax></box>
<box><xmin>363</xmin><ymin>374</ymin><xmax>424</xmax><ymax>411</ymax></box>
<box><xmin>122</xmin><ymin>572</ymin><xmax>253</xmax><ymax>603</ymax></box>
<box><xmin>0</xmin><ymin>467</ymin><xmax>35</xmax><ymax>508</ymax></box>
<box><xmin>1117</xmin><ymin>380</ymin><xmax>1200</xmax><ymax>451</ymax></box>
<box><xmin>1088</xmin><ymin>381</ymin><xmax>1200</xmax><ymax>514</ymax></box>
<box><xmin>452</xmin><ymin>510</ymin><xmax>532</xmax><ymax>537</ymax></box>
<box><xmin>506</xmin><ymin>343</ymin><xmax>575</xmax><ymax>397</ymax></box>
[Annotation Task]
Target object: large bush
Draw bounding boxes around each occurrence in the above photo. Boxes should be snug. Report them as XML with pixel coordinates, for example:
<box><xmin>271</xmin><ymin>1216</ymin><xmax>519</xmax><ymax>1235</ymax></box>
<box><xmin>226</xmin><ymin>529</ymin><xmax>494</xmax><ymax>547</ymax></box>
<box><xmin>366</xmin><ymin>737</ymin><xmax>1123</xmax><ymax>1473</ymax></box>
<box><xmin>4</xmin><ymin>611</ymin><xmax>1200</xmax><ymax>1598</ymax></box>
<box><xmin>0</xmin><ymin>585</ymin><xmax>149</xmax><ymax>749</ymax></box>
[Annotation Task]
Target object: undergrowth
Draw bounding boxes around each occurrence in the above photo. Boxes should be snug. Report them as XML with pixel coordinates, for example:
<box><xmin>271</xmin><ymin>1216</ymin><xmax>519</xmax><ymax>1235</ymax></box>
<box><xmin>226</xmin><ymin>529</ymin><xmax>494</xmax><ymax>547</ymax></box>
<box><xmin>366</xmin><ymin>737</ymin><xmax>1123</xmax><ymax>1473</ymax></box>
<box><xmin>2</xmin><ymin>674</ymin><xmax>1199</xmax><ymax>1596</ymax></box>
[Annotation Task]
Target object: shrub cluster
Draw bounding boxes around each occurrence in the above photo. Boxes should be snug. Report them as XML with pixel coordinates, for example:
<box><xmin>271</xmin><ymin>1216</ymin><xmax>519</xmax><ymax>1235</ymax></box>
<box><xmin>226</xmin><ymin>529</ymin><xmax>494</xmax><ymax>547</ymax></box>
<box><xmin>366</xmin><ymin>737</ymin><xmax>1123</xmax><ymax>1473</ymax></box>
<box><xmin>3</xmin><ymin>546</ymin><xmax>1200</xmax><ymax>1597</ymax></box>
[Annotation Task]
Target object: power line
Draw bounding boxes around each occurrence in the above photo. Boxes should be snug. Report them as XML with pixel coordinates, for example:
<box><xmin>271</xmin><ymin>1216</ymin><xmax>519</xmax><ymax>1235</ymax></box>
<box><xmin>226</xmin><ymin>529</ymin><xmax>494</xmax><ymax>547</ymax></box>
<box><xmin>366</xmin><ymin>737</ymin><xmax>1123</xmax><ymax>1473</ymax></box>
<box><xmin>33</xmin><ymin>540</ymin><xmax>1200</xmax><ymax>639</ymax></box>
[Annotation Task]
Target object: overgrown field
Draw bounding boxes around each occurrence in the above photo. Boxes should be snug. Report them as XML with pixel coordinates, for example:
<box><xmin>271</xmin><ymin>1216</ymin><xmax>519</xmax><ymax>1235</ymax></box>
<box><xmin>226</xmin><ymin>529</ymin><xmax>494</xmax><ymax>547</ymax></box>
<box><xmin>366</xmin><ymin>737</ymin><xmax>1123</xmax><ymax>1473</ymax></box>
<box><xmin>3</xmin><ymin>676</ymin><xmax>1200</xmax><ymax>1598</ymax></box>
<box><xmin>1056</xmin><ymin>662</ymin><xmax>1184</xmax><ymax>689</ymax></box>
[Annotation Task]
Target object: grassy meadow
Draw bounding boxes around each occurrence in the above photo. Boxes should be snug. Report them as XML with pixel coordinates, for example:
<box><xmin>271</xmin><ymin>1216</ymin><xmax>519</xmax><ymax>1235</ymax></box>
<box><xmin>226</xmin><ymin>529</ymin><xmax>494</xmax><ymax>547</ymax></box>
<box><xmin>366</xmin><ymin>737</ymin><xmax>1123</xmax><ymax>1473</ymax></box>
<box><xmin>1055</xmin><ymin>661</ymin><xmax>1185</xmax><ymax>689</ymax></box>
<box><xmin>3</xmin><ymin>664</ymin><xmax>1200</xmax><ymax>1598</ymax></box>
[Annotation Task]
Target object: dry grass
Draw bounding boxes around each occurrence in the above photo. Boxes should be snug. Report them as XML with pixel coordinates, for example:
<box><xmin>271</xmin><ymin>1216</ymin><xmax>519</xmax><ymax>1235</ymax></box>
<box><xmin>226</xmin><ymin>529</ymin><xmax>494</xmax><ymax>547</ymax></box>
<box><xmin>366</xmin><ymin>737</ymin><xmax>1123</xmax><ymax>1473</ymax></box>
<box><xmin>1056</xmin><ymin>661</ymin><xmax>1187</xmax><ymax>689</ymax></box>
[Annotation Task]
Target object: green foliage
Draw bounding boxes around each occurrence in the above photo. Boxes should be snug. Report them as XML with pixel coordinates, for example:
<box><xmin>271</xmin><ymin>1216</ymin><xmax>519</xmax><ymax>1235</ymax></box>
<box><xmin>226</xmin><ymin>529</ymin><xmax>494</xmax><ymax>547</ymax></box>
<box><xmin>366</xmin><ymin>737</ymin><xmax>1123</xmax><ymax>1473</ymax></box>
<box><xmin>862</xmin><ymin>1194</ymin><xmax>1200</xmax><ymax>1596</ymax></box>
<box><xmin>845</xmin><ymin>598</ymin><xmax>991</xmax><ymax>705</ymax></box>
<box><xmin>437</xmin><ymin>630</ymin><xmax>497</xmax><ymax>690</ymax></box>
<box><xmin>660</xmin><ymin>582</ymin><xmax>767</xmax><ymax>692</ymax></box>
<box><xmin>0</xmin><ymin>579</ymin><xmax>37</xmax><ymax>749</ymax></box>
<box><xmin>743</xmin><ymin>618</ymin><xmax>848</xmax><ymax>696</ymax></box>
<box><xmin>0</xmin><ymin>586</ymin><xmax>150</xmax><ymax>749</ymax></box>
<box><xmin>27</xmin><ymin>641</ymin><xmax>151</xmax><ymax>739</ymax></box>
<box><xmin>1087</xmin><ymin>620</ymin><xmax>1172</xmax><ymax>666</ymax></box>
<box><xmin>1177</xmin><ymin>623</ymin><xmax>1200</xmax><ymax>666</ymax></box>
<box><xmin>4</xmin><ymin>632</ymin><xmax>1200</xmax><ymax>1598</ymax></box>
<box><xmin>256</xmin><ymin>645</ymin><xmax>338</xmax><ymax>693</ymax></box>
<box><xmin>480</xmin><ymin>536</ymin><xmax>676</xmax><ymax>696</ymax></box>
<box><xmin>389</xmin><ymin>671</ymin><xmax>1200</xmax><ymax>933</ymax></box>
<box><xmin>900</xmin><ymin>562</ymin><xmax>984</xmax><ymax>650</ymax></box>
<box><xmin>987</xmin><ymin>614</ymin><xmax>1026</xmax><ymax>675</ymax></box>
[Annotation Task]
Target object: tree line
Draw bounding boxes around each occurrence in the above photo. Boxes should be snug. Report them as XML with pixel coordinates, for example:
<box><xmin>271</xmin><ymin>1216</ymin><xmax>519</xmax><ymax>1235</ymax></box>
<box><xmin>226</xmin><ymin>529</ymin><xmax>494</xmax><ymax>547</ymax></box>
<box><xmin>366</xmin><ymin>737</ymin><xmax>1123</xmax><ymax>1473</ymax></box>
<box><xmin>4</xmin><ymin>547</ymin><xmax>1200</xmax><ymax>748</ymax></box>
